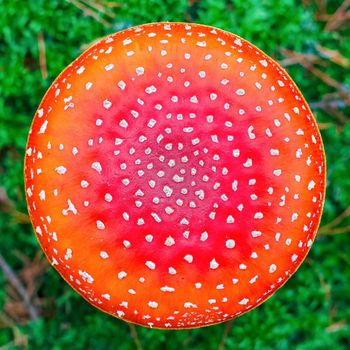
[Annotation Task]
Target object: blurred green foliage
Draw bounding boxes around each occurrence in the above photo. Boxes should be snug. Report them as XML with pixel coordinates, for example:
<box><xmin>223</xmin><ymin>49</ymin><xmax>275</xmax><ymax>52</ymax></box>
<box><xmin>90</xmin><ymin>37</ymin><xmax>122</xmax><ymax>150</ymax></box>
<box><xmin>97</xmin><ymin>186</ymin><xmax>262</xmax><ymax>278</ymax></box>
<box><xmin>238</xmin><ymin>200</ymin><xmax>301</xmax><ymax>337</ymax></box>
<box><xmin>0</xmin><ymin>0</ymin><xmax>349</xmax><ymax>349</ymax></box>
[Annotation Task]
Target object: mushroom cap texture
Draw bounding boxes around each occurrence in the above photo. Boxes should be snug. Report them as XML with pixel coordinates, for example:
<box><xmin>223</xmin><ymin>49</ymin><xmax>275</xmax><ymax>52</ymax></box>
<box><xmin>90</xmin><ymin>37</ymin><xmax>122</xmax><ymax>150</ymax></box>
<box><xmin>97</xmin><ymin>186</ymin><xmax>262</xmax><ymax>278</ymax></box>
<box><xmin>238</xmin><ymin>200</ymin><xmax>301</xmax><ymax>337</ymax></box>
<box><xmin>25</xmin><ymin>22</ymin><xmax>326</xmax><ymax>329</ymax></box>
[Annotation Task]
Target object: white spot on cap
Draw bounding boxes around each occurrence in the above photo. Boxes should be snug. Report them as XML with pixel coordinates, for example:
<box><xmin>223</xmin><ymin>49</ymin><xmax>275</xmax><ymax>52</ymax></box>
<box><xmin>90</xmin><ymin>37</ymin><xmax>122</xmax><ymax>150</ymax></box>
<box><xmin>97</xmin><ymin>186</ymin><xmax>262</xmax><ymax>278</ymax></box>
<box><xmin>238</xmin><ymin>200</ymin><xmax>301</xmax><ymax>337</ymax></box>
<box><xmin>148</xmin><ymin>301</ymin><xmax>158</xmax><ymax>309</ymax></box>
<box><xmin>118</xmin><ymin>271</ymin><xmax>127</xmax><ymax>279</ymax></box>
<box><xmin>55</xmin><ymin>166</ymin><xmax>67</xmax><ymax>175</ymax></box>
<box><xmin>210</xmin><ymin>259</ymin><xmax>219</xmax><ymax>269</ymax></box>
<box><xmin>168</xmin><ymin>267</ymin><xmax>176</xmax><ymax>274</ymax></box>
<box><xmin>145</xmin><ymin>85</ymin><xmax>157</xmax><ymax>94</ymax></box>
<box><xmin>123</xmin><ymin>38</ymin><xmax>132</xmax><ymax>45</ymax></box>
<box><xmin>123</xmin><ymin>240</ymin><xmax>131</xmax><ymax>249</ymax></box>
<box><xmin>248</xmin><ymin>126</ymin><xmax>255</xmax><ymax>139</ymax></box>
<box><xmin>37</xmin><ymin>108</ymin><xmax>44</xmax><ymax>118</ymax></box>
<box><xmin>200</xmin><ymin>231</ymin><xmax>208</xmax><ymax>241</ymax></box>
<box><xmin>243</xmin><ymin>158</ymin><xmax>253</xmax><ymax>167</ymax></box>
<box><xmin>38</xmin><ymin>120</ymin><xmax>48</xmax><ymax>134</ymax></box>
<box><xmin>184</xmin><ymin>302</ymin><xmax>198</xmax><ymax>308</ymax></box>
<box><xmin>145</xmin><ymin>261</ymin><xmax>156</xmax><ymax>270</ymax></box>
<box><xmin>105</xmin><ymin>193</ymin><xmax>112</xmax><ymax>202</ymax></box>
<box><xmin>254</xmin><ymin>212</ymin><xmax>264</xmax><ymax>219</ymax></box>
<box><xmin>251</xmin><ymin>230</ymin><xmax>262</xmax><ymax>238</ymax></box>
<box><xmin>190</xmin><ymin>96</ymin><xmax>198</xmax><ymax>103</ymax></box>
<box><xmin>79</xmin><ymin>270</ymin><xmax>94</xmax><ymax>284</ymax></box>
<box><xmin>103</xmin><ymin>99</ymin><xmax>112</xmax><ymax>110</ymax></box>
<box><xmin>100</xmin><ymin>251</ymin><xmax>109</xmax><ymax>259</ymax></box>
<box><xmin>118</xmin><ymin>80</ymin><xmax>126</xmax><ymax>90</ymax></box>
<box><xmin>249</xmin><ymin>276</ymin><xmax>258</xmax><ymax>284</ymax></box>
<box><xmin>91</xmin><ymin>162</ymin><xmax>102</xmax><ymax>174</ymax></box>
<box><xmin>145</xmin><ymin>234</ymin><xmax>153</xmax><ymax>242</ymax></box>
<box><xmin>238</xmin><ymin>298</ymin><xmax>249</xmax><ymax>305</ymax></box>
<box><xmin>65</xmin><ymin>248</ymin><xmax>72</xmax><ymax>260</ymax></box>
<box><xmin>105</xmin><ymin>63</ymin><xmax>114</xmax><ymax>71</ymax></box>
<box><xmin>80</xmin><ymin>180</ymin><xmax>89</xmax><ymax>188</ymax></box>
<box><xmin>308</xmin><ymin>180</ymin><xmax>316</xmax><ymax>190</ymax></box>
<box><xmin>226</xmin><ymin>215</ymin><xmax>235</xmax><ymax>224</ymax></box>
<box><xmin>226</xmin><ymin>239</ymin><xmax>235</xmax><ymax>248</ymax></box>
<box><xmin>148</xmin><ymin>119</ymin><xmax>157</xmax><ymax>128</ymax></box>
<box><xmin>35</xmin><ymin>226</ymin><xmax>42</xmax><ymax>236</ymax></box>
<box><xmin>164</xmin><ymin>236</ymin><xmax>175</xmax><ymax>246</ymax></box>
<box><xmin>119</xmin><ymin>119</ymin><xmax>128</xmax><ymax>128</ymax></box>
<box><xmin>77</xmin><ymin>66</ymin><xmax>85</xmax><ymax>74</ymax></box>
<box><xmin>163</xmin><ymin>185</ymin><xmax>173</xmax><ymax>197</ymax></box>
<box><xmin>62</xmin><ymin>199</ymin><xmax>77</xmax><ymax>216</ymax></box>
<box><xmin>96</xmin><ymin>220</ymin><xmax>105</xmax><ymax>230</ymax></box>
<box><xmin>39</xmin><ymin>190</ymin><xmax>45</xmax><ymax>200</ymax></box>
<box><xmin>269</xmin><ymin>264</ymin><xmax>277</xmax><ymax>273</ymax></box>
<box><xmin>136</xmin><ymin>67</ymin><xmax>144</xmax><ymax>76</ymax></box>
<box><xmin>236</xmin><ymin>89</ymin><xmax>245</xmax><ymax>96</ymax></box>
<box><xmin>291</xmin><ymin>213</ymin><xmax>298</xmax><ymax>222</ymax></box>
<box><xmin>234</xmin><ymin>38</ymin><xmax>242</xmax><ymax>46</ymax></box>
<box><xmin>184</xmin><ymin>254</ymin><xmax>193</xmax><ymax>263</ymax></box>
<box><xmin>259</xmin><ymin>59</ymin><xmax>268</xmax><ymax>67</ymax></box>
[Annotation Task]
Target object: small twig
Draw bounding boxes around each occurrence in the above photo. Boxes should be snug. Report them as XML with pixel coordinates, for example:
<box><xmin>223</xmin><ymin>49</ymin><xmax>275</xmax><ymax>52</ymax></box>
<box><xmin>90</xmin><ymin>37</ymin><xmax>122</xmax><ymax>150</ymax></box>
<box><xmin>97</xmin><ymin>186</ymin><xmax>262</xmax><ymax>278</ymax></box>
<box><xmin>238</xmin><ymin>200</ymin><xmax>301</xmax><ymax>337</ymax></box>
<box><xmin>326</xmin><ymin>320</ymin><xmax>348</xmax><ymax>332</ymax></box>
<box><xmin>319</xmin><ymin>225</ymin><xmax>350</xmax><ymax>236</ymax></box>
<box><xmin>310</xmin><ymin>99</ymin><xmax>349</xmax><ymax>109</ymax></box>
<box><xmin>0</xmin><ymin>253</ymin><xmax>38</xmax><ymax>321</ymax></box>
<box><xmin>281</xmin><ymin>49</ymin><xmax>350</xmax><ymax>93</ymax></box>
<box><xmin>0</xmin><ymin>187</ymin><xmax>30</xmax><ymax>224</ymax></box>
<box><xmin>316</xmin><ymin>44</ymin><xmax>350</xmax><ymax>68</ymax></box>
<box><xmin>324</xmin><ymin>0</ymin><xmax>350</xmax><ymax>32</ymax></box>
<box><xmin>37</xmin><ymin>32</ymin><xmax>48</xmax><ymax>80</ymax></box>
<box><xmin>66</xmin><ymin>0</ymin><xmax>113</xmax><ymax>27</ymax></box>
<box><xmin>217</xmin><ymin>320</ymin><xmax>234</xmax><ymax>350</ymax></box>
<box><xmin>0</xmin><ymin>312</ymin><xmax>16</xmax><ymax>328</ymax></box>
<box><xmin>81</xmin><ymin>0</ymin><xmax>115</xmax><ymax>18</ymax></box>
<box><xmin>306</xmin><ymin>65</ymin><xmax>347</xmax><ymax>91</ymax></box>
<box><xmin>102</xmin><ymin>1</ymin><xmax>122</xmax><ymax>8</ymax></box>
<box><xmin>321</xmin><ymin>206</ymin><xmax>350</xmax><ymax>231</ymax></box>
<box><xmin>127</xmin><ymin>323</ymin><xmax>143</xmax><ymax>350</ymax></box>
<box><xmin>329</xmin><ymin>108</ymin><xmax>349</xmax><ymax>125</ymax></box>
<box><xmin>319</xmin><ymin>206</ymin><xmax>350</xmax><ymax>235</ymax></box>
<box><xmin>279</xmin><ymin>53</ymin><xmax>320</xmax><ymax>67</ymax></box>
<box><xmin>316</xmin><ymin>122</ymin><xmax>336</xmax><ymax>130</ymax></box>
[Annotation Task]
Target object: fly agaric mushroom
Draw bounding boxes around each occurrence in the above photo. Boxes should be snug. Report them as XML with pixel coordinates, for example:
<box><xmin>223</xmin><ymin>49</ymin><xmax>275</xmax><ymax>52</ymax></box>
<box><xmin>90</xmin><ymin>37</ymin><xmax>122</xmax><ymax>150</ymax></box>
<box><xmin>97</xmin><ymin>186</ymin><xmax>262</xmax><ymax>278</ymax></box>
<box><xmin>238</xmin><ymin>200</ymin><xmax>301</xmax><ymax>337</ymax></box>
<box><xmin>25</xmin><ymin>22</ymin><xmax>326</xmax><ymax>329</ymax></box>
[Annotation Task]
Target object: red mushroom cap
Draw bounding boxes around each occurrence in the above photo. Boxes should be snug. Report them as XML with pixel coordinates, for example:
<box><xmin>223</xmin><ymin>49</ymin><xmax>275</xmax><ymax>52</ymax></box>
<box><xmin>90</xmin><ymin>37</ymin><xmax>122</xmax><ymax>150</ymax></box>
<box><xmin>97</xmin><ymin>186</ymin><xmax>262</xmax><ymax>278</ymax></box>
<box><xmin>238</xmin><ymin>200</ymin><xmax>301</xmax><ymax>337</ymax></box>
<box><xmin>25</xmin><ymin>22</ymin><xmax>326</xmax><ymax>329</ymax></box>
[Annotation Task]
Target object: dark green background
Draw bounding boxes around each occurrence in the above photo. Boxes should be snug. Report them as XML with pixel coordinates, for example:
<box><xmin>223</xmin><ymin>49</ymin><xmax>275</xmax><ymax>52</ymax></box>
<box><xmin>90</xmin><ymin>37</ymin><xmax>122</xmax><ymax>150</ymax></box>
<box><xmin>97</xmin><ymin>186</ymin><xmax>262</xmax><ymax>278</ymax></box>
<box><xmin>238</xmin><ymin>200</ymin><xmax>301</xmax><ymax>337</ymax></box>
<box><xmin>0</xmin><ymin>0</ymin><xmax>349</xmax><ymax>349</ymax></box>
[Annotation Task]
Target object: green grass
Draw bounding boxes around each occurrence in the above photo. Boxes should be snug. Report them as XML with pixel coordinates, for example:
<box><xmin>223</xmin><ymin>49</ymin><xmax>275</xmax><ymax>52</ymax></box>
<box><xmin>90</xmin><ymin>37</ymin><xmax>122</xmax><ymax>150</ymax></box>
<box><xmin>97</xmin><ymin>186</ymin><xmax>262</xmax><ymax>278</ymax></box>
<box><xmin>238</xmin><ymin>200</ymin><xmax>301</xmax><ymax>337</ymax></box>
<box><xmin>1</xmin><ymin>0</ymin><xmax>350</xmax><ymax>349</ymax></box>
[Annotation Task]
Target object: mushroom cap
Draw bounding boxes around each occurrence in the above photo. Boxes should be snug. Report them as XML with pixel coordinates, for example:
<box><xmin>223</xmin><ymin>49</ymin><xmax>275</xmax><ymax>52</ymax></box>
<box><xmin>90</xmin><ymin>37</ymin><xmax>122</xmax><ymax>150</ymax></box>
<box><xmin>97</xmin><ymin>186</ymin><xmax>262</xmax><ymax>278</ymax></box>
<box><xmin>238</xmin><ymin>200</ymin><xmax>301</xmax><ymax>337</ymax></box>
<box><xmin>24</xmin><ymin>22</ymin><xmax>326</xmax><ymax>329</ymax></box>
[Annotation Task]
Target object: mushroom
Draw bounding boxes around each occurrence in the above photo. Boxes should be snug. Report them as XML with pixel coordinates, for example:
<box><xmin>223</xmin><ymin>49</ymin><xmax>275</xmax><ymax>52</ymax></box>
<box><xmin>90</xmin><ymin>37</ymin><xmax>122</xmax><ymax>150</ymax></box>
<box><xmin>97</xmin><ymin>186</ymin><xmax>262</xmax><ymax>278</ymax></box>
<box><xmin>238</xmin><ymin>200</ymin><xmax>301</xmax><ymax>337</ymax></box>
<box><xmin>24</xmin><ymin>22</ymin><xmax>326</xmax><ymax>329</ymax></box>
